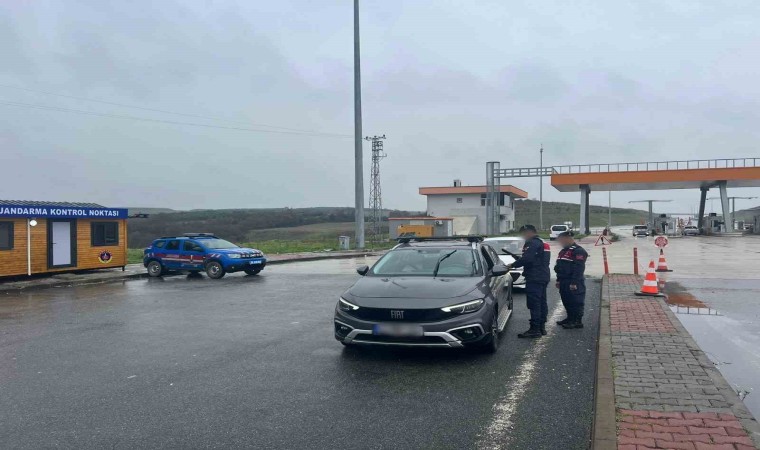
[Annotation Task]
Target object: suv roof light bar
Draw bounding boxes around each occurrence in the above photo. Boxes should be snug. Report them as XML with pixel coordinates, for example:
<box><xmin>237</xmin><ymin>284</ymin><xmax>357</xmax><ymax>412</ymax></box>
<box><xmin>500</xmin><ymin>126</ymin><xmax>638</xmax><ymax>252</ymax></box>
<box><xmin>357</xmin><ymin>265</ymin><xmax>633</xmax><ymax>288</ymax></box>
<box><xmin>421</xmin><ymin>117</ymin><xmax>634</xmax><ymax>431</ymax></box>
<box><xmin>158</xmin><ymin>233</ymin><xmax>219</xmax><ymax>239</ymax></box>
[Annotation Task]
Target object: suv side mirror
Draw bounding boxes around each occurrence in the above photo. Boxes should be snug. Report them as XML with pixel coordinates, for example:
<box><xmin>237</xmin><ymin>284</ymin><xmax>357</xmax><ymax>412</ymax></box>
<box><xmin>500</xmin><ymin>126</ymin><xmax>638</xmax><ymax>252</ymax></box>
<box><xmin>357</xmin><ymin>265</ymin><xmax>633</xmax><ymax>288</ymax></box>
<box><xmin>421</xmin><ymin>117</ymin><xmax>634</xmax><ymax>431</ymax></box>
<box><xmin>491</xmin><ymin>264</ymin><xmax>509</xmax><ymax>276</ymax></box>
<box><xmin>356</xmin><ymin>265</ymin><xmax>369</xmax><ymax>276</ymax></box>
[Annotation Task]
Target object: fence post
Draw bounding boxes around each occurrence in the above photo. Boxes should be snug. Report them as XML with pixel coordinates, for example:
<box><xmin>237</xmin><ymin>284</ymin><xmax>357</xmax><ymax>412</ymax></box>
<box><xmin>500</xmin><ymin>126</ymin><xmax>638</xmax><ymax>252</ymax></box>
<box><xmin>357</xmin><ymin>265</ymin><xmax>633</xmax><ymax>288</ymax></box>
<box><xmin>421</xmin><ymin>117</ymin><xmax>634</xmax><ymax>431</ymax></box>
<box><xmin>602</xmin><ymin>247</ymin><xmax>610</xmax><ymax>275</ymax></box>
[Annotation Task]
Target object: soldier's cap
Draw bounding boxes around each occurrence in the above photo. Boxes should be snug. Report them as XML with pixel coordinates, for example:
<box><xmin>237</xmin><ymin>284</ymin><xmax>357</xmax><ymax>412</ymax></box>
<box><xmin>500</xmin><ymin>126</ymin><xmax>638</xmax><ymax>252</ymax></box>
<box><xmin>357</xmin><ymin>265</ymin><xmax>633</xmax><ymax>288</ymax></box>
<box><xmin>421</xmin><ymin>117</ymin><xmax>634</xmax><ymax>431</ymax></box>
<box><xmin>558</xmin><ymin>231</ymin><xmax>574</xmax><ymax>238</ymax></box>
<box><xmin>518</xmin><ymin>224</ymin><xmax>537</xmax><ymax>233</ymax></box>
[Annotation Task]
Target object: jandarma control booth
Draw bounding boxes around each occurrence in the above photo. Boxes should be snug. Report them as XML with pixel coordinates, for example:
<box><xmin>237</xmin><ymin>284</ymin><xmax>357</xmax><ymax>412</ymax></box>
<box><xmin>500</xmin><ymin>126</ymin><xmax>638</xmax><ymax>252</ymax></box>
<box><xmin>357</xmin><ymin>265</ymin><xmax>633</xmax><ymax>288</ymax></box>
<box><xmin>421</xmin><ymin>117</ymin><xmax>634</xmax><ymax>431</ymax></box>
<box><xmin>0</xmin><ymin>200</ymin><xmax>129</xmax><ymax>277</ymax></box>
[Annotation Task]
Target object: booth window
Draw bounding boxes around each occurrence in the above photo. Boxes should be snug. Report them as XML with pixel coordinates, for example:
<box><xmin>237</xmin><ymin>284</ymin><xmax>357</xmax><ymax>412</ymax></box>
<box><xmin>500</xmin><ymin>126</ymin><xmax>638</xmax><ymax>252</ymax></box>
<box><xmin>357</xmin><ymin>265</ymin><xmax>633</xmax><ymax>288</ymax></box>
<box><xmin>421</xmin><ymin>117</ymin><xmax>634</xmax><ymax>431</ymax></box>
<box><xmin>0</xmin><ymin>222</ymin><xmax>13</xmax><ymax>250</ymax></box>
<box><xmin>91</xmin><ymin>222</ymin><xmax>119</xmax><ymax>246</ymax></box>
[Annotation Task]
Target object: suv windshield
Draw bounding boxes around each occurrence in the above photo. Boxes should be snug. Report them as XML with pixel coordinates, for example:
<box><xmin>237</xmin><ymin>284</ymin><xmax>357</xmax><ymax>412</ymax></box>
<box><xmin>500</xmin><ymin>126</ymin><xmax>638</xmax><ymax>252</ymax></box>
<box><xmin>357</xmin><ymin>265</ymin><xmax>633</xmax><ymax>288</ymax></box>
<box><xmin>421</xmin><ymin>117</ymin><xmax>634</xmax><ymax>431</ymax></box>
<box><xmin>198</xmin><ymin>238</ymin><xmax>239</xmax><ymax>249</ymax></box>
<box><xmin>370</xmin><ymin>248</ymin><xmax>481</xmax><ymax>277</ymax></box>
<box><xmin>551</xmin><ymin>225</ymin><xmax>567</xmax><ymax>231</ymax></box>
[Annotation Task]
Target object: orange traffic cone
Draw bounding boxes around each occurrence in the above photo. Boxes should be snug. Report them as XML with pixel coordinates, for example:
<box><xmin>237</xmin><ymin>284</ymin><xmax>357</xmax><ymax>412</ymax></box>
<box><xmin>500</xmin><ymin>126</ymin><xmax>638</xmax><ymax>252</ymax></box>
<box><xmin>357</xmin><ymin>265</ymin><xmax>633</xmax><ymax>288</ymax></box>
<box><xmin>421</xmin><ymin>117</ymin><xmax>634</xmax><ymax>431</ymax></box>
<box><xmin>655</xmin><ymin>249</ymin><xmax>673</xmax><ymax>272</ymax></box>
<box><xmin>635</xmin><ymin>260</ymin><xmax>663</xmax><ymax>297</ymax></box>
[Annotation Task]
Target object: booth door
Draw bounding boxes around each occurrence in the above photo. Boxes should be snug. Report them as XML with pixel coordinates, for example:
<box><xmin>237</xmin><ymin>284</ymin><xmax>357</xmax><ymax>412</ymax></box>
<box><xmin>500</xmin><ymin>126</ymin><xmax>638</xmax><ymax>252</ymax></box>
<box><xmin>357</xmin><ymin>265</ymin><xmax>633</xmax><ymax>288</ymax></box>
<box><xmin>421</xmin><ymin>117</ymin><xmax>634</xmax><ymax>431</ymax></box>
<box><xmin>49</xmin><ymin>220</ymin><xmax>76</xmax><ymax>268</ymax></box>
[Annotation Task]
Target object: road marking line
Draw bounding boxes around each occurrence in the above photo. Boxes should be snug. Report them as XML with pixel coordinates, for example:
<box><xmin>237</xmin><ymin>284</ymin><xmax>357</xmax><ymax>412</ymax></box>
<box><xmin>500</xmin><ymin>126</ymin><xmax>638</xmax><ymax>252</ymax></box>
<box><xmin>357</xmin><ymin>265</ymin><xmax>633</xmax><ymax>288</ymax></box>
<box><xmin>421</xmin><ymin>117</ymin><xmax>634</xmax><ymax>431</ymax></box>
<box><xmin>476</xmin><ymin>301</ymin><xmax>565</xmax><ymax>450</ymax></box>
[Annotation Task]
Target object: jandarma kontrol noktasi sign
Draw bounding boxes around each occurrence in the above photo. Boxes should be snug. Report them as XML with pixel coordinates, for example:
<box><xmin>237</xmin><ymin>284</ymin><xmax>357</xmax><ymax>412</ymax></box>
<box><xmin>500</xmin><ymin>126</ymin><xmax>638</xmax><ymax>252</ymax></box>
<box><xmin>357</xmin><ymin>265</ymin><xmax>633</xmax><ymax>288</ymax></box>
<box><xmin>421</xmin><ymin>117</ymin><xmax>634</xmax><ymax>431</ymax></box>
<box><xmin>0</xmin><ymin>205</ymin><xmax>128</xmax><ymax>219</ymax></box>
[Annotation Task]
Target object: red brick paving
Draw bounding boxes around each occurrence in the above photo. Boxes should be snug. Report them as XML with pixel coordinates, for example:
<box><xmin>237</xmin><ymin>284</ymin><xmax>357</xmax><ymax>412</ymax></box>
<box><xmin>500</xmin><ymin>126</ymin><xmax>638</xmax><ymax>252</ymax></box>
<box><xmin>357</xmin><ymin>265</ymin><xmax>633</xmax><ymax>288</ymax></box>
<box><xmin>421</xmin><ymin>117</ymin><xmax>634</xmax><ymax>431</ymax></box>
<box><xmin>610</xmin><ymin>298</ymin><xmax>676</xmax><ymax>333</ymax></box>
<box><xmin>618</xmin><ymin>410</ymin><xmax>755</xmax><ymax>449</ymax></box>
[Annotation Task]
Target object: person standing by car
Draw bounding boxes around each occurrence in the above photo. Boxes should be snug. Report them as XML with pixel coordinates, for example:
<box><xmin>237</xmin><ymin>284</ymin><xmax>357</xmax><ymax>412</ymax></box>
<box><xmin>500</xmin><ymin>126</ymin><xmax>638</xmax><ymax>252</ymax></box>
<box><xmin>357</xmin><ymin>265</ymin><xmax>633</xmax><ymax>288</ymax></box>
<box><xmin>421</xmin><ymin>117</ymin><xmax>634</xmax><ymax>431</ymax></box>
<box><xmin>554</xmin><ymin>231</ymin><xmax>588</xmax><ymax>329</ymax></box>
<box><xmin>506</xmin><ymin>225</ymin><xmax>551</xmax><ymax>339</ymax></box>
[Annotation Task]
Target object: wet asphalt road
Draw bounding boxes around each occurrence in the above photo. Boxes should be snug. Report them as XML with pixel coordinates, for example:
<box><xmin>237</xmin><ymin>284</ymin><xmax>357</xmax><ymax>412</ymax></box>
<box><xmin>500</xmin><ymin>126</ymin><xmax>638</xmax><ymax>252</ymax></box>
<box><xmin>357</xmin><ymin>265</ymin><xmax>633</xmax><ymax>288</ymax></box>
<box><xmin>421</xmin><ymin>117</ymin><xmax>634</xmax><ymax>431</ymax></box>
<box><xmin>0</xmin><ymin>259</ymin><xmax>599</xmax><ymax>450</ymax></box>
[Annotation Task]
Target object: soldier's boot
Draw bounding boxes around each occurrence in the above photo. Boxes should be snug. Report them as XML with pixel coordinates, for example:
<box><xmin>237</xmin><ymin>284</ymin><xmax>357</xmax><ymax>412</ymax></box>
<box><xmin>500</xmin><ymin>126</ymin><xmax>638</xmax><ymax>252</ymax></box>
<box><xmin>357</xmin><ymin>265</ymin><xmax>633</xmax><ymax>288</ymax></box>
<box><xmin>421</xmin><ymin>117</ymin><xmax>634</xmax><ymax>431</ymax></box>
<box><xmin>561</xmin><ymin>319</ymin><xmax>584</xmax><ymax>329</ymax></box>
<box><xmin>541</xmin><ymin>324</ymin><xmax>547</xmax><ymax>335</ymax></box>
<box><xmin>518</xmin><ymin>325</ymin><xmax>542</xmax><ymax>339</ymax></box>
<box><xmin>556</xmin><ymin>317</ymin><xmax>571</xmax><ymax>325</ymax></box>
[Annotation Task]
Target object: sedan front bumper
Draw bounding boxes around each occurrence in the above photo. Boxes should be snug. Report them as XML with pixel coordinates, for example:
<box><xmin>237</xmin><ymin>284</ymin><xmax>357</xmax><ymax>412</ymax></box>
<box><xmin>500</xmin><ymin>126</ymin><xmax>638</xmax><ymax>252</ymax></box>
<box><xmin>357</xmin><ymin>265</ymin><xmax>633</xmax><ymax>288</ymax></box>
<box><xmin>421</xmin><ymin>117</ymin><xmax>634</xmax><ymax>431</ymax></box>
<box><xmin>334</xmin><ymin>307</ymin><xmax>491</xmax><ymax>348</ymax></box>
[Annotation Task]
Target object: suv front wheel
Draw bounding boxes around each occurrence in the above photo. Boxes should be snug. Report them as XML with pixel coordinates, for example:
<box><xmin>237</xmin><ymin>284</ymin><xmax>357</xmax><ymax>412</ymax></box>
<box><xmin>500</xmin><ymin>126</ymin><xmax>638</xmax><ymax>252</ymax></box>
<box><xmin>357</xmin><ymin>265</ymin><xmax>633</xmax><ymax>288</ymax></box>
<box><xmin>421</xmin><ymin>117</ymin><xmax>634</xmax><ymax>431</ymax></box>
<box><xmin>205</xmin><ymin>261</ymin><xmax>226</xmax><ymax>279</ymax></box>
<box><xmin>147</xmin><ymin>260</ymin><xmax>163</xmax><ymax>277</ymax></box>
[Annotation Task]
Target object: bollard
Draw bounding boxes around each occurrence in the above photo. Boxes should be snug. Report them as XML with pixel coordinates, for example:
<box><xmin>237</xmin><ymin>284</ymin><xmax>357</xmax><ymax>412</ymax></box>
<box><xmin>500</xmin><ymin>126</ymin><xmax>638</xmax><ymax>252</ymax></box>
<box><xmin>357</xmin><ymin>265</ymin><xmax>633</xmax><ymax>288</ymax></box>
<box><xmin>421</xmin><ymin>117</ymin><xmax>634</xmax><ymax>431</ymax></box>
<box><xmin>602</xmin><ymin>247</ymin><xmax>610</xmax><ymax>275</ymax></box>
<box><xmin>633</xmin><ymin>247</ymin><xmax>639</xmax><ymax>275</ymax></box>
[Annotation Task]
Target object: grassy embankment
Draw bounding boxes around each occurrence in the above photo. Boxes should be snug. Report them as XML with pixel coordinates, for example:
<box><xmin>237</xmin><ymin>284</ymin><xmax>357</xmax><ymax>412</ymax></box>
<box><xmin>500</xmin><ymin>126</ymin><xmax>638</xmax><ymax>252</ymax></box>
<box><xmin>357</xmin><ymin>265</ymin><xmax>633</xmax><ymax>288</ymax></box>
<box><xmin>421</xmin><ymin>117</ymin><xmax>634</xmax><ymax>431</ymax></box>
<box><xmin>127</xmin><ymin>222</ymin><xmax>393</xmax><ymax>264</ymax></box>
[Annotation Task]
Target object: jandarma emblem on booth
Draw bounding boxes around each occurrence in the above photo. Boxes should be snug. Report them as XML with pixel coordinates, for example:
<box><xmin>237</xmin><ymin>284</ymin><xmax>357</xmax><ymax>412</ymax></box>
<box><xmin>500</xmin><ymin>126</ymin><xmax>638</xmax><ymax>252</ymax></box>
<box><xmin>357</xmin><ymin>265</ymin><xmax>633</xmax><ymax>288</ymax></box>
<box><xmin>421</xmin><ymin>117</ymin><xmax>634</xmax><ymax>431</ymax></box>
<box><xmin>98</xmin><ymin>251</ymin><xmax>113</xmax><ymax>264</ymax></box>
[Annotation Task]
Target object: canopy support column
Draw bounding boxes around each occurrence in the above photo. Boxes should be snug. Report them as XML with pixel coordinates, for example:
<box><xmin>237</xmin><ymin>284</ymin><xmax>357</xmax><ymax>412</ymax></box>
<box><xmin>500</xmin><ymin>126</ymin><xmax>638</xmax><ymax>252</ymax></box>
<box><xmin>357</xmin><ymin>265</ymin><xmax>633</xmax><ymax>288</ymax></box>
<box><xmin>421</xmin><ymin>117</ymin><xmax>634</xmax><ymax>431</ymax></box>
<box><xmin>697</xmin><ymin>187</ymin><xmax>708</xmax><ymax>231</ymax></box>
<box><xmin>718</xmin><ymin>181</ymin><xmax>733</xmax><ymax>232</ymax></box>
<box><xmin>580</xmin><ymin>184</ymin><xmax>590</xmax><ymax>235</ymax></box>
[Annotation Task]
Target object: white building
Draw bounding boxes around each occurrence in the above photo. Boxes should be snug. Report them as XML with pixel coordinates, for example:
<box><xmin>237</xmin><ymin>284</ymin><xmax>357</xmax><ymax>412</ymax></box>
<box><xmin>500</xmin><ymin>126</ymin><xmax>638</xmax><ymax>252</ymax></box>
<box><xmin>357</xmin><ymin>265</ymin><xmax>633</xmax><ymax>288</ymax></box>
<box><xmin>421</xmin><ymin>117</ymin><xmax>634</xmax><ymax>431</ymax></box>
<box><xmin>419</xmin><ymin>181</ymin><xmax>528</xmax><ymax>235</ymax></box>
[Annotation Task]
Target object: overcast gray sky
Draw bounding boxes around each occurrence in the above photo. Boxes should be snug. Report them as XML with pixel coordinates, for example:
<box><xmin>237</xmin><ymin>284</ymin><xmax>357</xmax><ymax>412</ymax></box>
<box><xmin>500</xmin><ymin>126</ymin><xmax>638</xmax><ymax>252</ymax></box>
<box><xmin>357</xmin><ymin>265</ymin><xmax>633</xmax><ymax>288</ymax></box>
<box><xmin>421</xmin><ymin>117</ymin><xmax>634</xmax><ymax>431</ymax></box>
<box><xmin>2</xmin><ymin>0</ymin><xmax>760</xmax><ymax>215</ymax></box>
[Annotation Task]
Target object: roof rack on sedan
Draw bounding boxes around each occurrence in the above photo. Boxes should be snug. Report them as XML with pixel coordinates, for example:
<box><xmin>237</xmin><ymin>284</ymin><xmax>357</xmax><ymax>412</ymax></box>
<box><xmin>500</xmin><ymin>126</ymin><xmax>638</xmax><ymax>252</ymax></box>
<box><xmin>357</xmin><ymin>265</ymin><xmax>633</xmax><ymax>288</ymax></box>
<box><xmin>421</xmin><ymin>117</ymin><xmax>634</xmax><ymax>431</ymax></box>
<box><xmin>396</xmin><ymin>235</ymin><xmax>484</xmax><ymax>244</ymax></box>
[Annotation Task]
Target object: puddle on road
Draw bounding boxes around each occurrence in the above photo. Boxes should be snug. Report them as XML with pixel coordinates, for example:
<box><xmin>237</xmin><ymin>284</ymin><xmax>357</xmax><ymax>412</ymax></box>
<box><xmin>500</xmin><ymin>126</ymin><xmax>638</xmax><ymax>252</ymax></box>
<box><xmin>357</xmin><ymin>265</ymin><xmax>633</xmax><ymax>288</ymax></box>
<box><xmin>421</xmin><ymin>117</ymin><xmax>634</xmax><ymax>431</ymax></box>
<box><xmin>663</xmin><ymin>281</ymin><xmax>722</xmax><ymax>316</ymax></box>
<box><xmin>663</xmin><ymin>281</ymin><xmax>708</xmax><ymax>308</ymax></box>
<box><xmin>659</xmin><ymin>279</ymin><xmax>759</xmax><ymax>418</ymax></box>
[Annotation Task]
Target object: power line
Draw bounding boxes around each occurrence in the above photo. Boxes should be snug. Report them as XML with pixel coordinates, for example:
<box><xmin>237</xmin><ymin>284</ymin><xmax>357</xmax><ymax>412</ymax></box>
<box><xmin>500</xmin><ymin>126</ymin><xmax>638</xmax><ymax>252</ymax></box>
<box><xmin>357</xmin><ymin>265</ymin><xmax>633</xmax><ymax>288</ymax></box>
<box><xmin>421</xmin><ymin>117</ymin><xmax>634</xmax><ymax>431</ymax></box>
<box><xmin>0</xmin><ymin>100</ymin><xmax>352</xmax><ymax>138</ymax></box>
<box><xmin>0</xmin><ymin>83</ymin><xmax>349</xmax><ymax>135</ymax></box>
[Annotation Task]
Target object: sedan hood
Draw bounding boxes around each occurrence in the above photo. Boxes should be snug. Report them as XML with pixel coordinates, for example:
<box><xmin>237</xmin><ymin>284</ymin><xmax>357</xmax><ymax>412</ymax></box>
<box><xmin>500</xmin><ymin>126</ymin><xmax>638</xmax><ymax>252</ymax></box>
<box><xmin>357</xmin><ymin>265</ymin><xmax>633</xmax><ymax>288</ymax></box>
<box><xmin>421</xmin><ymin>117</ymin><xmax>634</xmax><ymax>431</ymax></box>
<box><xmin>345</xmin><ymin>276</ymin><xmax>482</xmax><ymax>302</ymax></box>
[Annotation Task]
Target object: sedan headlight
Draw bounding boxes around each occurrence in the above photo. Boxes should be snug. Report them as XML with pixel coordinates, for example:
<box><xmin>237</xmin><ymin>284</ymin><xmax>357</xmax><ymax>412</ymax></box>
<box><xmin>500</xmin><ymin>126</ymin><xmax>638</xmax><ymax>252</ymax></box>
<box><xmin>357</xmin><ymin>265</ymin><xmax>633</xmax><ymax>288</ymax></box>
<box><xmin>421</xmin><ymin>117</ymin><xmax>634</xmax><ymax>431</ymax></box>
<box><xmin>227</xmin><ymin>253</ymin><xmax>242</xmax><ymax>259</ymax></box>
<box><xmin>441</xmin><ymin>299</ymin><xmax>484</xmax><ymax>314</ymax></box>
<box><xmin>338</xmin><ymin>297</ymin><xmax>360</xmax><ymax>312</ymax></box>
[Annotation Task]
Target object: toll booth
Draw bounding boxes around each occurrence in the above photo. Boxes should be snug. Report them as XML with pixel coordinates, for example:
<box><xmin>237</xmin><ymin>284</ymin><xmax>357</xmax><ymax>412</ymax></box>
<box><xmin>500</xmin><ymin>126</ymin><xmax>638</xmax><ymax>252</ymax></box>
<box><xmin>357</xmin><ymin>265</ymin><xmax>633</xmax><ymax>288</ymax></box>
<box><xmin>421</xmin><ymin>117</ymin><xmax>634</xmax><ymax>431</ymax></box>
<box><xmin>0</xmin><ymin>201</ymin><xmax>129</xmax><ymax>277</ymax></box>
<box><xmin>654</xmin><ymin>214</ymin><xmax>679</xmax><ymax>236</ymax></box>
<box><xmin>703</xmin><ymin>213</ymin><xmax>725</xmax><ymax>235</ymax></box>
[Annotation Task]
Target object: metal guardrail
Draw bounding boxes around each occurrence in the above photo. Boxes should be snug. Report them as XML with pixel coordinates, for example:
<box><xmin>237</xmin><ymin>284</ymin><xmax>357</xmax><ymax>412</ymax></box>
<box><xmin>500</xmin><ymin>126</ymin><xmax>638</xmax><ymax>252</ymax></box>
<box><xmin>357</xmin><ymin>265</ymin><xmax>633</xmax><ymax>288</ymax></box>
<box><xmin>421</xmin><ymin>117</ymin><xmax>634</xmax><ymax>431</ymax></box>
<box><xmin>551</xmin><ymin>158</ymin><xmax>760</xmax><ymax>174</ymax></box>
<box><xmin>494</xmin><ymin>167</ymin><xmax>555</xmax><ymax>178</ymax></box>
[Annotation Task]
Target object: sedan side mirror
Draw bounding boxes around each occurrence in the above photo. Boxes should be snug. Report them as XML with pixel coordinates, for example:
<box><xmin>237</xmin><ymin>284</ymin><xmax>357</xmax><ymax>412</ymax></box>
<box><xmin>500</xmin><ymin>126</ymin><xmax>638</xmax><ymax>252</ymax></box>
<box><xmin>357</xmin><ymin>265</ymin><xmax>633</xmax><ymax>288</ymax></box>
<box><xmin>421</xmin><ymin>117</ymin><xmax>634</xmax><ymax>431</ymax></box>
<box><xmin>356</xmin><ymin>265</ymin><xmax>369</xmax><ymax>276</ymax></box>
<box><xmin>491</xmin><ymin>264</ymin><xmax>509</xmax><ymax>276</ymax></box>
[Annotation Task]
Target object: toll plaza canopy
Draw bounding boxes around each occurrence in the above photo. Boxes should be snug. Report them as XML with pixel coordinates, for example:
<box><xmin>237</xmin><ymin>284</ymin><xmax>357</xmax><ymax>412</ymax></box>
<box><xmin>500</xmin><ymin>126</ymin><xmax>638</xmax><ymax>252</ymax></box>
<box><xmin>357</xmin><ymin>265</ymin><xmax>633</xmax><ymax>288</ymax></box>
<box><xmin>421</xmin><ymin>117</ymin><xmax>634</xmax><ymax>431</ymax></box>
<box><xmin>550</xmin><ymin>158</ymin><xmax>760</xmax><ymax>192</ymax></box>
<box><xmin>488</xmin><ymin>158</ymin><xmax>760</xmax><ymax>235</ymax></box>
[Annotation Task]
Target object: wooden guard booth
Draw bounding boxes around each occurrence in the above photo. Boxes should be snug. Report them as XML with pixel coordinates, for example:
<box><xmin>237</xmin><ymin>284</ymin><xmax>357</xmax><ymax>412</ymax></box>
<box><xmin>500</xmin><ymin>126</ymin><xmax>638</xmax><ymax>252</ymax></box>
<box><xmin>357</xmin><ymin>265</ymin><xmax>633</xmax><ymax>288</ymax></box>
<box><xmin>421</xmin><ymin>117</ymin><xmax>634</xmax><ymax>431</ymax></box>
<box><xmin>0</xmin><ymin>201</ymin><xmax>129</xmax><ymax>277</ymax></box>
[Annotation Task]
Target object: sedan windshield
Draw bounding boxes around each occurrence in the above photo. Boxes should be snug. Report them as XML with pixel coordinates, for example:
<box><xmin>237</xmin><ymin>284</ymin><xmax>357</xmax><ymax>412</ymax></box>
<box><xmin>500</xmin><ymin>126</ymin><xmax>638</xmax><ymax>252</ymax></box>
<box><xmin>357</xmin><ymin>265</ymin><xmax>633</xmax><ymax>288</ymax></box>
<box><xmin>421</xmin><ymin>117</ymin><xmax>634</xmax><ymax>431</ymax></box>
<box><xmin>199</xmin><ymin>238</ymin><xmax>239</xmax><ymax>249</ymax></box>
<box><xmin>370</xmin><ymin>248</ymin><xmax>481</xmax><ymax>277</ymax></box>
<box><xmin>487</xmin><ymin>239</ymin><xmax>524</xmax><ymax>255</ymax></box>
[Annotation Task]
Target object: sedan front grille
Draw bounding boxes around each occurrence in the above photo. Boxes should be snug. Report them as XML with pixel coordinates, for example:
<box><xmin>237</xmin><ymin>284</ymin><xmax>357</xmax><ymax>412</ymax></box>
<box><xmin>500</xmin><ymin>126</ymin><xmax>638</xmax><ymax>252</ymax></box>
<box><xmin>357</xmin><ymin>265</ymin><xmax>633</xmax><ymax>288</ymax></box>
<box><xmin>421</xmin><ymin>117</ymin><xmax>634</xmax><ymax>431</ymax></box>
<box><xmin>350</xmin><ymin>307</ymin><xmax>451</xmax><ymax>323</ymax></box>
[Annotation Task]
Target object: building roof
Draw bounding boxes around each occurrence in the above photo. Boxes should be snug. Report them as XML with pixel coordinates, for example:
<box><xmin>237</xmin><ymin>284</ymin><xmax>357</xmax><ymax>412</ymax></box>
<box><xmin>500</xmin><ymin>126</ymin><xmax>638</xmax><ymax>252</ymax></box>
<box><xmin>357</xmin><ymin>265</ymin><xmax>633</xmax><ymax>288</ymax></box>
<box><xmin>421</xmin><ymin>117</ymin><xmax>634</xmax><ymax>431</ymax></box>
<box><xmin>418</xmin><ymin>185</ymin><xmax>528</xmax><ymax>198</ymax></box>
<box><xmin>388</xmin><ymin>216</ymin><xmax>453</xmax><ymax>220</ymax></box>
<box><xmin>0</xmin><ymin>200</ymin><xmax>106</xmax><ymax>208</ymax></box>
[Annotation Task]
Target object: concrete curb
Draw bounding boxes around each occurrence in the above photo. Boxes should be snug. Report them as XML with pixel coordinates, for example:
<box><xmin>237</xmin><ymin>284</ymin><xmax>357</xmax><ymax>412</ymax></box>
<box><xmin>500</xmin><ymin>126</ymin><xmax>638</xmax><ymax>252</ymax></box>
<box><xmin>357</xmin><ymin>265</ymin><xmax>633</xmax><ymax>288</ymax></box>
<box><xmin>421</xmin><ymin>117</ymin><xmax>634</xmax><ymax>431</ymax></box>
<box><xmin>592</xmin><ymin>275</ymin><xmax>617</xmax><ymax>449</ymax></box>
<box><xmin>0</xmin><ymin>251</ymin><xmax>382</xmax><ymax>293</ymax></box>
<box><xmin>657</xmin><ymin>295</ymin><xmax>760</xmax><ymax>447</ymax></box>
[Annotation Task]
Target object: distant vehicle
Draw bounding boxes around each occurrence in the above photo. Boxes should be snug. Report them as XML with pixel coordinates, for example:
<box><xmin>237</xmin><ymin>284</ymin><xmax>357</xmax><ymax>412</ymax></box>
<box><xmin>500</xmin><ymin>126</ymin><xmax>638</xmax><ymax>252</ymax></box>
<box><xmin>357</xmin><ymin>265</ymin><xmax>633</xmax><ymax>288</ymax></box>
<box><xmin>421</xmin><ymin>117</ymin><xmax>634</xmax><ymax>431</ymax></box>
<box><xmin>143</xmin><ymin>233</ymin><xmax>266</xmax><ymax>279</ymax></box>
<box><xmin>632</xmin><ymin>225</ymin><xmax>649</xmax><ymax>237</ymax></box>
<box><xmin>335</xmin><ymin>236</ymin><xmax>513</xmax><ymax>353</ymax></box>
<box><xmin>682</xmin><ymin>225</ymin><xmax>699</xmax><ymax>236</ymax></box>
<box><xmin>549</xmin><ymin>224</ymin><xmax>570</xmax><ymax>240</ymax></box>
<box><xmin>483</xmin><ymin>237</ymin><xmax>526</xmax><ymax>288</ymax></box>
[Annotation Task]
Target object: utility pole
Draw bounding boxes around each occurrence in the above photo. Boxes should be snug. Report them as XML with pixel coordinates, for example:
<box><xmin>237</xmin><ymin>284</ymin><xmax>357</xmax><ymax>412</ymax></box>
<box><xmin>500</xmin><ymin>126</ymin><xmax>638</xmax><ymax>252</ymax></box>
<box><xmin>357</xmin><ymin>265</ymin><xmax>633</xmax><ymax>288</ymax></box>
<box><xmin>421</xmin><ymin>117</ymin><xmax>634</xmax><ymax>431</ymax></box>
<box><xmin>629</xmin><ymin>200</ymin><xmax>672</xmax><ymax>233</ymax></box>
<box><xmin>365</xmin><ymin>135</ymin><xmax>387</xmax><ymax>244</ymax></box>
<box><xmin>353</xmin><ymin>0</ymin><xmax>365</xmax><ymax>249</ymax></box>
<box><xmin>539</xmin><ymin>145</ymin><xmax>544</xmax><ymax>231</ymax></box>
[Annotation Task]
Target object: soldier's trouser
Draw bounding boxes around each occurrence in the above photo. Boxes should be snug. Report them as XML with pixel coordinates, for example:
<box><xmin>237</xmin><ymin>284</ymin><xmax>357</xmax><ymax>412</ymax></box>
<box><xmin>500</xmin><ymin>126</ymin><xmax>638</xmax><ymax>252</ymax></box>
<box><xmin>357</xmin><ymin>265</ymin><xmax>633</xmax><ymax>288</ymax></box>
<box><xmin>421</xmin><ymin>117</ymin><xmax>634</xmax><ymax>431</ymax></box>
<box><xmin>558</xmin><ymin>280</ymin><xmax>586</xmax><ymax>321</ymax></box>
<box><xmin>525</xmin><ymin>281</ymin><xmax>549</xmax><ymax>328</ymax></box>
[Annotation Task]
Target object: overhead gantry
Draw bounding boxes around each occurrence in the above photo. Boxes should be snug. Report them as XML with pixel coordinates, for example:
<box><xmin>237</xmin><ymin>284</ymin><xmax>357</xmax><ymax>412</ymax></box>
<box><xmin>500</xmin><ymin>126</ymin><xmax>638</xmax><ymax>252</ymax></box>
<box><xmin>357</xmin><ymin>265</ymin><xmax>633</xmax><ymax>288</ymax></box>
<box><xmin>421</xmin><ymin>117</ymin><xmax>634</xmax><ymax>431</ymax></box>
<box><xmin>487</xmin><ymin>158</ymin><xmax>760</xmax><ymax>235</ymax></box>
